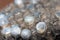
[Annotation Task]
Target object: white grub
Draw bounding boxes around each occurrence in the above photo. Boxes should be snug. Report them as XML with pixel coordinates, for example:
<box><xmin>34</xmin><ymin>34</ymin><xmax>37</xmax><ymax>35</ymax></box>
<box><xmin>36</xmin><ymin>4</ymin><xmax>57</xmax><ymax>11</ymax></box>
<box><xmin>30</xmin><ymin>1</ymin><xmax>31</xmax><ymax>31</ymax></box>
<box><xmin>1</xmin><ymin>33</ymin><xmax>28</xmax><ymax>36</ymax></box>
<box><xmin>0</xmin><ymin>13</ymin><xmax>9</xmax><ymax>26</ymax></box>
<box><xmin>14</xmin><ymin>0</ymin><xmax>24</xmax><ymax>8</ymax></box>
<box><xmin>21</xmin><ymin>29</ymin><xmax>31</xmax><ymax>39</ymax></box>
<box><xmin>1</xmin><ymin>27</ymin><xmax>11</xmax><ymax>38</ymax></box>
<box><xmin>14</xmin><ymin>0</ymin><xmax>23</xmax><ymax>5</ymax></box>
<box><xmin>11</xmin><ymin>24</ymin><xmax>21</xmax><ymax>36</ymax></box>
<box><xmin>36</xmin><ymin>22</ymin><xmax>47</xmax><ymax>34</ymax></box>
<box><xmin>24</xmin><ymin>15</ymin><xmax>35</xmax><ymax>25</ymax></box>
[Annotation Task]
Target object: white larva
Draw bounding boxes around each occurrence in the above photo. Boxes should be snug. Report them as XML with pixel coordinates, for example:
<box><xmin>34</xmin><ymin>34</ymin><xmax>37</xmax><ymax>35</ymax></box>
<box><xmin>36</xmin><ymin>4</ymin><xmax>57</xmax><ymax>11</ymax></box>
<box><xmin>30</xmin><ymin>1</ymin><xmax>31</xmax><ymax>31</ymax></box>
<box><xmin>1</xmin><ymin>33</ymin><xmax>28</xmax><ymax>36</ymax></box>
<box><xmin>11</xmin><ymin>24</ymin><xmax>21</xmax><ymax>36</ymax></box>
<box><xmin>21</xmin><ymin>29</ymin><xmax>31</xmax><ymax>39</ymax></box>
<box><xmin>0</xmin><ymin>13</ymin><xmax>9</xmax><ymax>26</ymax></box>
<box><xmin>1</xmin><ymin>27</ymin><xmax>11</xmax><ymax>37</ymax></box>
<box><xmin>24</xmin><ymin>15</ymin><xmax>35</xmax><ymax>25</ymax></box>
<box><xmin>14</xmin><ymin>0</ymin><xmax>24</xmax><ymax>8</ymax></box>
<box><xmin>14</xmin><ymin>0</ymin><xmax>23</xmax><ymax>5</ymax></box>
<box><xmin>36</xmin><ymin>22</ymin><xmax>47</xmax><ymax>34</ymax></box>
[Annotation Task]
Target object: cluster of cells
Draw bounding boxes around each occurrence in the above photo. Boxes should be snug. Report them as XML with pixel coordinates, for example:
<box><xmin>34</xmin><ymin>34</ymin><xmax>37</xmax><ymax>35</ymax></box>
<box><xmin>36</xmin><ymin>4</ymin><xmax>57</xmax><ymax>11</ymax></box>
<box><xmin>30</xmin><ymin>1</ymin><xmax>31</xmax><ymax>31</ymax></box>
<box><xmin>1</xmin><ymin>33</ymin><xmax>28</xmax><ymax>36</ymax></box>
<box><xmin>0</xmin><ymin>0</ymin><xmax>60</xmax><ymax>40</ymax></box>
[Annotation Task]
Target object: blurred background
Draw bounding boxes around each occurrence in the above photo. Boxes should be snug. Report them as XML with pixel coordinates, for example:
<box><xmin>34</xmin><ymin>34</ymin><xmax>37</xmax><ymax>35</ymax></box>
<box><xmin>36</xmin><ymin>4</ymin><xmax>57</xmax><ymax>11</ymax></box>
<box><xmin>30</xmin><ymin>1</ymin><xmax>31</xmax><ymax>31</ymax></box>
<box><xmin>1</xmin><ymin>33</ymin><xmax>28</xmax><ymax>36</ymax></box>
<box><xmin>0</xmin><ymin>0</ymin><xmax>13</xmax><ymax>10</ymax></box>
